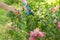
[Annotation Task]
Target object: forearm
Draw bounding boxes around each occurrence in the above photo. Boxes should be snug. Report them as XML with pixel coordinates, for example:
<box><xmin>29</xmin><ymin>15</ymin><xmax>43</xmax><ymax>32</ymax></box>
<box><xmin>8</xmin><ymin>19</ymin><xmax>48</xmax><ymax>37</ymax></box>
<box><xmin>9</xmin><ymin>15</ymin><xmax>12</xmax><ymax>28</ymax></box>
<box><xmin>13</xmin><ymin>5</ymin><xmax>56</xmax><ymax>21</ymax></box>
<box><xmin>0</xmin><ymin>2</ymin><xmax>19</xmax><ymax>15</ymax></box>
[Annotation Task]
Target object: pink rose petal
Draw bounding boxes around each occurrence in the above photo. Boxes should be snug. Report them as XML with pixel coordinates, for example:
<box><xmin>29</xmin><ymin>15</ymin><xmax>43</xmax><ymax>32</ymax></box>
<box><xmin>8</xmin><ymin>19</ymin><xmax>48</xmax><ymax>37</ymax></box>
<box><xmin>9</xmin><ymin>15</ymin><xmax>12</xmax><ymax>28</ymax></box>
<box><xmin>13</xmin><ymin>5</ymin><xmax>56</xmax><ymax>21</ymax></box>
<box><xmin>38</xmin><ymin>32</ymin><xmax>45</xmax><ymax>38</ymax></box>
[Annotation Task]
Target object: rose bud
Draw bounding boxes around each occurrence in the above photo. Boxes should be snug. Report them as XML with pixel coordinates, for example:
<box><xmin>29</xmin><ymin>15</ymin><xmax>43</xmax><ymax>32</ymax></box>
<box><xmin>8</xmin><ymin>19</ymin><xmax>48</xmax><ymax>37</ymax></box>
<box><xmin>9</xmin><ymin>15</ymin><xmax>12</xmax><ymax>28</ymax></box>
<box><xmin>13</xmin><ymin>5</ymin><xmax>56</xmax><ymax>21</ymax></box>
<box><xmin>29</xmin><ymin>36</ymin><xmax>36</xmax><ymax>40</ymax></box>
<box><xmin>51</xmin><ymin>8</ymin><xmax>56</xmax><ymax>12</ymax></box>
<box><xmin>38</xmin><ymin>32</ymin><xmax>45</xmax><ymax>38</ymax></box>
<box><xmin>58</xmin><ymin>22</ymin><xmax>60</xmax><ymax>29</ymax></box>
<box><xmin>30</xmin><ymin>31</ymin><xmax>37</xmax><ymax>37</ymax></box>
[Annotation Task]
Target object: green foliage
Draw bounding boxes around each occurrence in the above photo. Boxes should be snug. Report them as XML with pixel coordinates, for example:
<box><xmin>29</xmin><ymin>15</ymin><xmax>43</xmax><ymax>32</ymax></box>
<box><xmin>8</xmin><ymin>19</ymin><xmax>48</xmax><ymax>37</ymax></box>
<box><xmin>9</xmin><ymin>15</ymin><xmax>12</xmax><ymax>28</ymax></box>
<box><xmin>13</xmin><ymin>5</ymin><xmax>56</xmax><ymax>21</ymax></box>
<box><xmin>0</xmin><ymin>0</ymin><xmax>60</xmax><ymax>40</ymax></box>
<box><xmin>4</xmin><ymin>0</ymin><xmax>18</xmax><ymax>5</ymax></box>
<box><xmin>0</xmin><ymin>9</ymin><xmax>9</xmax><ymax>25</ymax></box>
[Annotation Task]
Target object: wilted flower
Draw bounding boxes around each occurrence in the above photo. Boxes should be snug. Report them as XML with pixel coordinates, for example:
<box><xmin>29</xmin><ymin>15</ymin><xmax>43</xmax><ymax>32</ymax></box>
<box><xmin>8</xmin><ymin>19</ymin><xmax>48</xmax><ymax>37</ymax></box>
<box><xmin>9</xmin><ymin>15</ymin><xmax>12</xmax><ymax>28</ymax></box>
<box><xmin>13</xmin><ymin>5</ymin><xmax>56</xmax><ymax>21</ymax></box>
<box><xmin>38</xmin><ymin>32</ymin><xmax>45</xmax><ymax>38</ymax></box>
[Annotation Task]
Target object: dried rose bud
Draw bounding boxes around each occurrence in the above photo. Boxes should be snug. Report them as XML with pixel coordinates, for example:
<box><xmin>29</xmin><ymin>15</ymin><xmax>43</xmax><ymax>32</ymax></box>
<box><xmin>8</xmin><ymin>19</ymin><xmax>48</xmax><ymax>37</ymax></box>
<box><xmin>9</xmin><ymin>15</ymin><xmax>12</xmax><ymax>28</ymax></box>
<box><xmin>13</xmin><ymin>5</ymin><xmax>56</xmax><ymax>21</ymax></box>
<box><xmin>7</xmin><ymin>22</ymin><xmax>12</xmax><ymax>27</ymax></box>
<box><xmin>7</xmin><ymin>22</ymin><xmax>12</xmax><ymax>30</ymax></box>
<box><xmin>14</xmin><ymin>27</ymin><xmax>18</xmax><ymax>31</ymax></box>
<box><xmin>55</xmin><ymin>4</ymin><xmax>60</xmax><ymax>9</ymax></box>
<box><xmin>7</xmin><ymin>27</ymin><xmax>12</xmax><ymax>30</ymax></box>
<box><xmin>53</xmin><ymin>19</ymin><xmax>57</xmax><ymax>24</ymax></box>
<box><xmin>33</xmin><ymin>28</ymin><xmax>39</xmax><ymax>33</ymax></box>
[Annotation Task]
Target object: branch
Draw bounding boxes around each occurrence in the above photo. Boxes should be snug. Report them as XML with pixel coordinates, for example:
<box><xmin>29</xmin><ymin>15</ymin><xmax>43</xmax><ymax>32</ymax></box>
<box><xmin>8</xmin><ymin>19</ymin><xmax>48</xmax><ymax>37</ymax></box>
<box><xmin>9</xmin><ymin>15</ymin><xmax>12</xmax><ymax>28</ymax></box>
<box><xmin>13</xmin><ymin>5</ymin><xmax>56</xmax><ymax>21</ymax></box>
<box><xmin>0</xmin><ymin>2</ymin><xmax>19</xmax><ymax>15</ymax></box>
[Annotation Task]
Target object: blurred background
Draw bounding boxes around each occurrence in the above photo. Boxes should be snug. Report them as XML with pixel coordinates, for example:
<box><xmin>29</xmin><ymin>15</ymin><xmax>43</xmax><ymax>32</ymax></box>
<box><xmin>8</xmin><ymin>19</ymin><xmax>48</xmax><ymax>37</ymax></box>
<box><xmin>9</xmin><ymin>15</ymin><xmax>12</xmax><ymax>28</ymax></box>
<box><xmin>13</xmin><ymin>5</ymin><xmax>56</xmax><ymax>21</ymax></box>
<box><xmin>0</xmin><ymin>0</ymin><xmax>60</xmax><ymax>40</ymax></box>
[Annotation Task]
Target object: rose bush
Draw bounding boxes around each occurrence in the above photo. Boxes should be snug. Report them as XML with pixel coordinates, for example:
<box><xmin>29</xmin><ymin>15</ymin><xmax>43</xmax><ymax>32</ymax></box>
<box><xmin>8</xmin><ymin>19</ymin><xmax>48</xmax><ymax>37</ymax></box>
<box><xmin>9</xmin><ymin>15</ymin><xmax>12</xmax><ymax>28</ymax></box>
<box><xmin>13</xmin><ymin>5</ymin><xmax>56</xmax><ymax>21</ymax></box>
<box><xmin>0</xmin><ymin>0</ymin><xmax>60</xmax><ymax>40</ymax></box>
